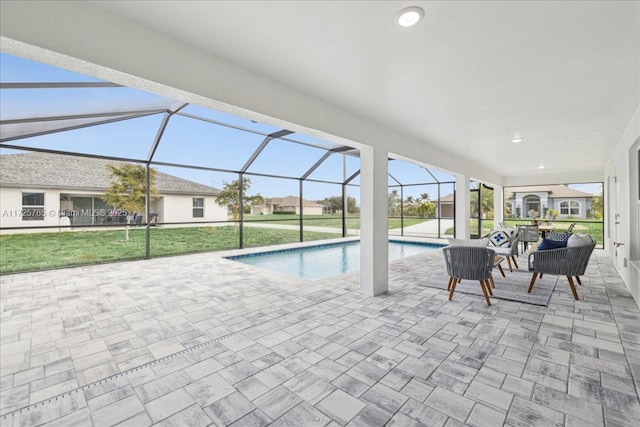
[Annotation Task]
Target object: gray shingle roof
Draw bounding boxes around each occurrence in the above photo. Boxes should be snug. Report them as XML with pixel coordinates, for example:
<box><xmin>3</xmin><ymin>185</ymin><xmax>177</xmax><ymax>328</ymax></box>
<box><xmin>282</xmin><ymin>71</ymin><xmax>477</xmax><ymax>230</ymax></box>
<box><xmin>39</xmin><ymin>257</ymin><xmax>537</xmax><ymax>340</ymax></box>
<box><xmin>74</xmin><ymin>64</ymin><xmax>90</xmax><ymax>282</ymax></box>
<box><xmin>0</xmin><ymin>152</ymin><xmax>220</xmax><ymax>195</ymax></box>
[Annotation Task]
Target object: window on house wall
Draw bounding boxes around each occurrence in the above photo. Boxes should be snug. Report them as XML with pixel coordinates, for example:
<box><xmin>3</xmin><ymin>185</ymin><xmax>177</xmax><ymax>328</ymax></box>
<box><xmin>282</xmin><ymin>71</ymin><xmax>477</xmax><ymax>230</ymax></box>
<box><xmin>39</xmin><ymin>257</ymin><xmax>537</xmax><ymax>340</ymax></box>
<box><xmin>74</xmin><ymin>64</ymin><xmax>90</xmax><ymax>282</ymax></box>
<box><xmin>560</xmin><ymin>200</ymin><xmax>580</xmax><ymax>216</ymax></box>
<box><xmin>22</xmin><ymin>192</ymin><xmax>45</xmax><ymax>221</ymax></box>
<box><xmin>193</xmin><ymin>198</ymin><xmax>204</xmax><ymax>218</ymax></box>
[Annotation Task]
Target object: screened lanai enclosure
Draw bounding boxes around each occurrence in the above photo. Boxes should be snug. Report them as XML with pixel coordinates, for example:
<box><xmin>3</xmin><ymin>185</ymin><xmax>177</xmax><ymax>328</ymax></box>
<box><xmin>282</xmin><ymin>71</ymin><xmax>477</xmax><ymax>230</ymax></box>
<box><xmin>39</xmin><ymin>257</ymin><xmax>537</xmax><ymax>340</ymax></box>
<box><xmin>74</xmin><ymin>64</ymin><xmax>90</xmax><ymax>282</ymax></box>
<box><xmin>0</xmin><ymin>53</ymin><xmax>458</xmax><ymax>273</ymax></box>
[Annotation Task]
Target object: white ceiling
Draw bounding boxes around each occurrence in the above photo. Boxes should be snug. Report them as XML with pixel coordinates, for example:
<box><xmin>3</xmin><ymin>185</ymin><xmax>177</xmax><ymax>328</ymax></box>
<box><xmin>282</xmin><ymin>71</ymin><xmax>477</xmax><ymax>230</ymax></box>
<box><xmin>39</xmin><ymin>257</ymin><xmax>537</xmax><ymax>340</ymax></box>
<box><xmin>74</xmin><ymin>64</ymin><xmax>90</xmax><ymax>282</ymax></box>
<box><xmin>3</xmin><ymin>1</ymin><xmax>640</xmax><ymax>183</ymax></box>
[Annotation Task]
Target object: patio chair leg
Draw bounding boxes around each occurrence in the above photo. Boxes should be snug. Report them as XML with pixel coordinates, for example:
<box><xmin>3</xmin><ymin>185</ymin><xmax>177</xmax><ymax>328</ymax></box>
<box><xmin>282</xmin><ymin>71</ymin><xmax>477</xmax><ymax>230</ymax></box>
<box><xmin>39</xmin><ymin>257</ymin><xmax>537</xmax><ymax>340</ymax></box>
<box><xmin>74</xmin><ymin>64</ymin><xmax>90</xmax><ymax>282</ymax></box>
<box><xmin>447</xmin><ymin>277</ymin><xmax>453</xmax><ymax>291</ymax></box>
<box><xmin>448</xmin><ymin>278</ymin><xmax>458</xmax><ymax>301</ymax></box>
<box><xmin>567</xmin><ymin>276</ymin><xmax>579</xmax><ymax>300</ymax></box>
<box><xmin>497</xmin><ymin>264</ymin><xmax>506</xmax><ymax>277</ymax></box>
<box><xmin>528</xmin><ymin>272</ymin><xmax>538</xmax><ymax>293</ymax></box>
<box><xmin>486</xmin><ymin>278</ymin><xmax>493</xmax><ymax>295</ymax></box>
<box><xmin>489</xmin><ymin>274</ymin><xmax>496</xmax><ymax>289</ymax></box>
<box><xmin>479</xmin><ymin>280</ymin><xmax>491</xmax><ymax>305</ymax></box>
<box><xmin>575</xmin><ymin>276</ymin><xmax>582</xmax><ymax>285</ymax></box>
<box><xmin>506</xmin><ymin>257</ymin><xmax>513</xmax><ymax>272</ymax></box>
<box><xmin>540</xmin><ymin>273</ymin><xmax>544</xmax><ymax>278</ymax></box>
<box><xmin>511</xmin><ymin>256</ymin><xmax>518</xmax><ymax>270</ymax></box>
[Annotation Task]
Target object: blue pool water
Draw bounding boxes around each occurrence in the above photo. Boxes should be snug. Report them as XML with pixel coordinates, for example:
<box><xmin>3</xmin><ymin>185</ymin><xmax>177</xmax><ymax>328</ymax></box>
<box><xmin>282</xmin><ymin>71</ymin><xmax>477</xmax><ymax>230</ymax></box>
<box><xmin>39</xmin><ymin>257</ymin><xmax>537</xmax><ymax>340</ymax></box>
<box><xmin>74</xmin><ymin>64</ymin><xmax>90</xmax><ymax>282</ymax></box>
<box><xmin>227</xmin><ymin>240</ymin><xmax>444</xmax><ymax>280</ymax></box>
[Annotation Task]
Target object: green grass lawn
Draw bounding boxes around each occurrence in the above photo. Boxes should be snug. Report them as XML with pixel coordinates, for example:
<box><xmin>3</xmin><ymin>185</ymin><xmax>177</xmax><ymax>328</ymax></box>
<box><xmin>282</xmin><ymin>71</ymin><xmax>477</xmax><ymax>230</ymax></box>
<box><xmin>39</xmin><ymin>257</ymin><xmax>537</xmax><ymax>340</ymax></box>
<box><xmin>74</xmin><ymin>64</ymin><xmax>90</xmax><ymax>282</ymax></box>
<box><xmin>243</xmin><ymin>214</ymin><xmax>428</xmax><ymax>230</ymax></box>
<box><xmin>0</xmin><ymin>226</ymin><xmax>340</xmax><ymax>274</ymax></box>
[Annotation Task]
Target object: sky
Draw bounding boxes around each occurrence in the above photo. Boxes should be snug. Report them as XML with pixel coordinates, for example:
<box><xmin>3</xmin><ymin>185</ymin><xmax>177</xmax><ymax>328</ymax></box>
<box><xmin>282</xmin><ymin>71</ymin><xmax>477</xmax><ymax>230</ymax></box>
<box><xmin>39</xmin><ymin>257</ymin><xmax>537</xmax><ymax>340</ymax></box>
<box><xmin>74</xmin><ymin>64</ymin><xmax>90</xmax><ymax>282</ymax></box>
<box><xmin>0</xmin><ymin>53</ymin><xmax>602</xmax><ymax>204</ymax></box>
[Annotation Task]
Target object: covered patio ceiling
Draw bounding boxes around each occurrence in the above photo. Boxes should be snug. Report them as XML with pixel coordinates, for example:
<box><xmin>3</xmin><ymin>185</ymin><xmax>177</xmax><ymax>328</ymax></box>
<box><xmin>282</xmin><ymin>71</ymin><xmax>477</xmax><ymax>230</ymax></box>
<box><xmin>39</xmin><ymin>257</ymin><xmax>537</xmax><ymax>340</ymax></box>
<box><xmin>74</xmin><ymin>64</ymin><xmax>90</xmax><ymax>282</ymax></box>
<box><xmin>1</xmin><ymin>1</ymin><xmax>637</xmax><ymax>186</ymax></box>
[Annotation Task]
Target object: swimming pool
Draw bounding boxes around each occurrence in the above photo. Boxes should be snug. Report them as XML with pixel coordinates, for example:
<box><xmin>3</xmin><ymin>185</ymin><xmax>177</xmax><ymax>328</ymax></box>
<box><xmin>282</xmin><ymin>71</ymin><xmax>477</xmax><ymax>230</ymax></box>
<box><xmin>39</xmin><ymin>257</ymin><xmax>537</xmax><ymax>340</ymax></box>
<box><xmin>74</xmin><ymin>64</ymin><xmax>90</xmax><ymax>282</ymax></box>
<box><xmin>227</xmin><ymin>240</ymin><xmax>445</xmax><ymax>280</ymax></box>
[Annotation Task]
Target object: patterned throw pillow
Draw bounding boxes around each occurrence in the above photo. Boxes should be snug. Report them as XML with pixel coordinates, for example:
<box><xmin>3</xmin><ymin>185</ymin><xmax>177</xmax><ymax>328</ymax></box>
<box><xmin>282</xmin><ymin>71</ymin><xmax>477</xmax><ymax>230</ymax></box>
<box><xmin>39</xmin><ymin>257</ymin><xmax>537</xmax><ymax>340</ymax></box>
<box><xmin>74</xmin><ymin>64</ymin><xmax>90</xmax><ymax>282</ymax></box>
<box><xmin>547</xmin><ymin>231</ymin><xmax>572</xmax><ymax>242</ymax></box>
<box><xmin>537</xmin><ymin>238</ymin><xmax>567</xmax><ymax>250</ymax></box>
<box><xmin>488</xmin><ymin>230</ymin><xmax>511</xmax><ymax>247</ymax></box>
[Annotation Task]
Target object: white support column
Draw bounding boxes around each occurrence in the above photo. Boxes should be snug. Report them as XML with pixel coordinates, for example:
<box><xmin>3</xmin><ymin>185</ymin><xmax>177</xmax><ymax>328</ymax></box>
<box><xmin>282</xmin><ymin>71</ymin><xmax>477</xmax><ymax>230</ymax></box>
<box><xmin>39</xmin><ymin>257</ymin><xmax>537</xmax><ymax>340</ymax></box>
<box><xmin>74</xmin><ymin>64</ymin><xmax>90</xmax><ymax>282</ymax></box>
<box><xmin>455</xmin><ymin>173</ymin><xmax>470</xmax><ymax>239</ymax></box>
<box><xmin>360</xmin><ymin>146</ymin><xmax>388</xmax><ymax>296</ymax></box>
<box><xmin>493</xmin><ymin>184</ymin><xmax>504</xmax><ymax>226</ymax></box>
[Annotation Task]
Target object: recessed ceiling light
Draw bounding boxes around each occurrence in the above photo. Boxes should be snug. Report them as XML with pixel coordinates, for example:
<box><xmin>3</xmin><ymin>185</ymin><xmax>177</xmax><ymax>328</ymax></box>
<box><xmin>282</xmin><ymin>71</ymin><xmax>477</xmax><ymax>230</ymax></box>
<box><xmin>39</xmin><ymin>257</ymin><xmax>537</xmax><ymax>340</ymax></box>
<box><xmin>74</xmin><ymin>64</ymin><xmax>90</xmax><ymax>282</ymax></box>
<box><xmin>512</xmin><ymin>137</ymin><xmax>524</xmax><ymax>143</ymax></box>
<box><xmin>395</xmin><ymin>6</ymin><xmax>425</xmax><ymax>27</ymax></box>
<box><xmin>538</xmin><ymin>164</ymin><xmax>545</xmax><ymax>170</ymax></box>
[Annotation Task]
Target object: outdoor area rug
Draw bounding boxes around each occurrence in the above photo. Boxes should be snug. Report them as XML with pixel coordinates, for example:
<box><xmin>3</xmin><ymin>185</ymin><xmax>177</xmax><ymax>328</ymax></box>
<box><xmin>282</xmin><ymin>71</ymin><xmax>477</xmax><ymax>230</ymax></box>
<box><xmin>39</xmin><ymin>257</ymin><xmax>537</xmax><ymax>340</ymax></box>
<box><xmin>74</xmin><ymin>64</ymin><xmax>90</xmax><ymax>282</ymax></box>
<box><xmin>421</xmin><ymin>267</ymin><xmax>558</xmax><ymax>306</ymax></box>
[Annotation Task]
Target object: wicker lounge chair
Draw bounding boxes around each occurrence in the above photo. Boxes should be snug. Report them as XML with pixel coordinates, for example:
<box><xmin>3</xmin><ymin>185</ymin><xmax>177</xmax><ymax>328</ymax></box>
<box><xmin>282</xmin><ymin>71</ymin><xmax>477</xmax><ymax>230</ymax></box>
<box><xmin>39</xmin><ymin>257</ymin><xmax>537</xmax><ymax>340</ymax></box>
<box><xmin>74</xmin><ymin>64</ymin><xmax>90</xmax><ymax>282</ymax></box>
<box><xmin>527</xmin><ymin>236</ymin><xmax>596</xmax><ymax>300</ymax></box>
<box><xmin>443</xmin><ymin>246</ymin><xmax>495</xmax><ymax>305</ymax></box>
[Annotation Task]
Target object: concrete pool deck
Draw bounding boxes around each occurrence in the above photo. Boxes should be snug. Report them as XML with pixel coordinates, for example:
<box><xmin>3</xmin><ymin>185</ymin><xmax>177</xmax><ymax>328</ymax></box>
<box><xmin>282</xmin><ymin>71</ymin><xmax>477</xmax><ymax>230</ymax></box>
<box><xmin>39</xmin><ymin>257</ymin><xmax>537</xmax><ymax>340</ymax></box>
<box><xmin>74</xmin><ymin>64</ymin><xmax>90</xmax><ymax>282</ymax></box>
<box><xmin>0</xmin><ymin>245</ymin><xmax>639</xmax><ymax>426</ymax></box>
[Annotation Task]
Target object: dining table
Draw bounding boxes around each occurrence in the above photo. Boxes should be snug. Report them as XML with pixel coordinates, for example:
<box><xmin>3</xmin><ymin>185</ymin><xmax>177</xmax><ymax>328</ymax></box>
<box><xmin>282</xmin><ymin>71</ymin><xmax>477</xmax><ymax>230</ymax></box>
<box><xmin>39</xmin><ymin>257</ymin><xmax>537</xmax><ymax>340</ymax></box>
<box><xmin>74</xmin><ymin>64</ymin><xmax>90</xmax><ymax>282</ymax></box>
<box><xmin>537</xmin><ymin>224</ymin><xmax>555</xmax><ymax>238</ymax></box>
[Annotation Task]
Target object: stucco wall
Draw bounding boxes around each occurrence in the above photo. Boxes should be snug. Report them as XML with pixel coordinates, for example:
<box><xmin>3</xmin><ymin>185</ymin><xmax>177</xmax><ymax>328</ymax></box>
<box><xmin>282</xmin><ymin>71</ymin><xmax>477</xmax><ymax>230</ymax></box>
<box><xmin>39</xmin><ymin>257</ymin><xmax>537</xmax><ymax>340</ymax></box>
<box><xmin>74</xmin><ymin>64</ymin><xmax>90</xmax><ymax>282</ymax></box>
<box><xmin>605</xmin><ymin>108</ymin><xmax>639</xmax><ymax>307</ymax></box>
<box><xmin>0</xmin><ymin>188</ymin><xmax>62</xmax><ymax>232</ymax></box>
<box><xmin>159</xmin><ymin>194</ymin><xmax>227</xmax><ymax>225</ymax></box>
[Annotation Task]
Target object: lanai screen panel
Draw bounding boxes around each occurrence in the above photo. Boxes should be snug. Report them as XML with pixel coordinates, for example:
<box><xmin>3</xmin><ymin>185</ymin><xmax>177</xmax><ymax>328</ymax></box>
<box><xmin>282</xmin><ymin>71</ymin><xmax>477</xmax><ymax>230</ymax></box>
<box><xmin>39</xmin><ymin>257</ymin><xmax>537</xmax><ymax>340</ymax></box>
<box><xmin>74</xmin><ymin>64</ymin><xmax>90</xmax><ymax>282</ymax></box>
<box><xmin>153</xmin><ymin>114</ymin><xmax>266</xmax><ymax>170</ymax></box>
<box><xmin>2</xmin><ymin>114</ymin><xmax>167</xmax><ymax>160</ymax></box>
<box><xmin>178</xmin><ymin>104</ymin><xmax>283</xmax><ymax>135</ymax></box>
<box><xmin>306</xmin><ymin>152</ymin><xmax>361</xmax><ymax>184</ymax></box>
<box><xmin>245</xmin><ymin>138</ymin><xmax>328</xmax><ymax>179</ymax></box>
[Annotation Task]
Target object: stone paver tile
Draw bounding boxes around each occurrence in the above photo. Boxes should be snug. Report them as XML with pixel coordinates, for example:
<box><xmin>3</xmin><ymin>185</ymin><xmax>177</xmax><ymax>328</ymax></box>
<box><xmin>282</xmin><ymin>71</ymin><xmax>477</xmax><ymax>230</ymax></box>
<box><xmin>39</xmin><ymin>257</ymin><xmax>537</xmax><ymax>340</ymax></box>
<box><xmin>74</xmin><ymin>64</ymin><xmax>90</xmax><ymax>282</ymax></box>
<box><xmin>360</xmin><ymin>383</ymin><xmax>408</xmax><ymax>415</ymax></box>
<box><xmin>284</xmin><ymin>370</ymin><xmax>335</xmax><ymax>404</ymax></box>
<box><xmin>204</xmin><ymin>391</ymin><xmax>255</xmax><ymax>426</ymax></box>
<box><xmin>183</xmin><ymin>357</ymin><xmax>224</xmax><ymax>380</ymax></box>
<box><xmin>271</xmin><ymin>401</ymin><xmax>331</xmax><ymax>426</ymax></box>
<box><xmin>0</xmin><ymin>383</ymin><xmax>29</xmax><ymax>414</ymax></box>
<box><xmin>346</xmin><ymin>403</ymin><xmax>393</xmax><ymax>427</ymax></box>
<box><xmin>526</xmin><ymin>357</ymin><xmax>568</xmax><ymax>381</ymax></box>
<box><xmin>90</xmin><ymin>394</ymin><xmax>145</xmax><ymax>427</ymax></box>
<box><xmin>236</xmin><ymin>376</ymin><xmax>271</xmax><ymax>401</ymax></box>
<box><xmin>385</xmin><ymin>411</ymin><xmax>423</xmax><ymax>427</ymax></box>
<box><xmin>112</xmin><ymin>411</ymin><xmax>153</xmax><ymax>426</ymax></box>
<box><xmin>87</xmin><ymin>384</ymin><xmax>135</xmax><ymax>412</ymax></box>
<box><xmin>77</xmin><ymin>361</ymin><xmax>120</xmax><ymax>387</ymax></box>
<box><xmin>505</xmin><ymin>397</ymin><xmax>563</xmax><ymax>427</ymax></box>
<box><xmin>501</xmin><ymin>375</ymin><xmax>534</xmax><ymax>399</ymax></box>
<box><xmin>331</xmin><ymin>374</ymin><xmax>369</xmax><ymax>398</ymax></box>
<box><xmin>424</xmin><ymin>386</ymin><xmax>474</xmax><ymax>423</ymax></box>
<box><xmin>254</xmin><ymin>363</ymin><xmax>295</xmax><ymax>389</ymax></box>
<box><xmin>399</xmin><ymin>398</ymin><xmax>448</xmax><ymax>427</ymax></box>
<box><xmin>5</xmin><ymin>392</ymin><xmax>87</xmax><ymax>427</ymax></box>
<box><xmin>30</xmin><ymin>377</ymin><xmax>79</xmax><ymax>404</ymax></box>
<box><xmin>229</xmin><ymin>409</ymin><xmax>271</xmax><ymax>427</ymax></box>
<box><xmin>467</xmin><ymin>403</ymin><xmax>507</xmax><ymax>427</ymax></box>
<box><xmin>145</xmin><ymin>387</ymin><xmax>195</xmax><ymax>423</ymax></box>
<box><xmin>465</xmin><ymin>380</ymin><xmax>514</xmax><ymax>411</ymax></box>
<box><xmin>533</xmin><ymin>381</ymin><xmax>600</xmax><ymax>421</ymax></box>
<box><xmin>253</xmin><ymin>385</ymin><xmax>302</xmax><ymax>420</ymax></box>
<box><xmin>13</xmin><ymin>366</ymin><xmax>44</xmax><ymax>387</ymax></box>
<box><xmin>69</xmin><ymin>339</ymin><xmax>109</xmax><ymax>360</ymax></box>
<box><xmin>346</xmin><ymin>360</ymin><xmax>388</xmax><ymax>386</ymax></box>
<box><xmin>317</xmin><ymin>388</ymin><xmax>366</xmax><ymax>424</ymax></box>
<box><xmin>147</xmin><ymin>339</ymin><xmax>186</xmax><ymax>360</ymax></box>
<box><xmin>134</xmin><ymin>370</ymin><xmax>192</xmax><ymax>403</ymax></box>
<box><xmin>308</xmin><ymin>358</ymin><xmax>346</xmax><ymax>382</ymax></box>
<box><xmin>219</xmin><ymin>360</ymin><xmax>261</xmax><ymax>384</ymax></box>
<box><xmin>37</xmin><ymin>407</ymin><xmax>93</xmax><ymax>427</ymax></box>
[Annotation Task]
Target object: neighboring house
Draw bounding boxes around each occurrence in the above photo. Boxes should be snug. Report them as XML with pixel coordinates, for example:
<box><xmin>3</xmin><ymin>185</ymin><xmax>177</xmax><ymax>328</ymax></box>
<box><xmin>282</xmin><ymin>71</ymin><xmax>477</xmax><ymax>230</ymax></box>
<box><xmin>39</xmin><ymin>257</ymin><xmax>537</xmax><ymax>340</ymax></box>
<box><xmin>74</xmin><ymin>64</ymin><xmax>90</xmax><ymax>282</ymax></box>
<box><xmin>252</xmin><ymin>196</ymin><xmax>326</xmax><ymax>215</ymax></box>
<box><xmin>433</xmin><ymin>193</ymin><xmax>455</xmax><ymax>218</ymax></box>
<box><xmin>0</xmin><ymin>152</ymin><xmax>227</xmax><ymax>232</ymax></box>
<box><xmin>504</xmin><ymin>185</ymin><xmax>594</xmax><ymax>219</ymax></box>
<box><xmin>434</xmin><ymin>185</ymin><xmax>595</xmax><ymax>219</ymax></box>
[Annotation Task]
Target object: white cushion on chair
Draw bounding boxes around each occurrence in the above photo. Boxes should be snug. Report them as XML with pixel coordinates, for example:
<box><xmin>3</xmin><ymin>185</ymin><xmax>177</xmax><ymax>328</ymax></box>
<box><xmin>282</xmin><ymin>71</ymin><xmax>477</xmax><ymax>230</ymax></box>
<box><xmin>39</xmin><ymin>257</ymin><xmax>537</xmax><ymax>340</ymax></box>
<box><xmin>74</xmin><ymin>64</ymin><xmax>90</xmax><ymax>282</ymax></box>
<box><xmin>566</xmin><ymin>233</ymin><xmax>592</xmax><ymax>247</ymax></box>
<box><xmin>448</xmin><ymin>237</ymin><xmax>489</xmax><ymax>247</ymax></box>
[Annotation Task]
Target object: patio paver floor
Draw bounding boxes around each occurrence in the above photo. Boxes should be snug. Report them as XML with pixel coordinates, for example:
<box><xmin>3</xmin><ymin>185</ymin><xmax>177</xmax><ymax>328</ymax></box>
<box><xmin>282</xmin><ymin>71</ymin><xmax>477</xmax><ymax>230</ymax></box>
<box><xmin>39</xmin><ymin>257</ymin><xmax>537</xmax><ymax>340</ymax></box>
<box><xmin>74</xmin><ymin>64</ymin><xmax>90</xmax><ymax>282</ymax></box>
<box><xmin>1</xmin><ymin>248</ymin><xmax>639</xmax><ymax>426</ymax></box>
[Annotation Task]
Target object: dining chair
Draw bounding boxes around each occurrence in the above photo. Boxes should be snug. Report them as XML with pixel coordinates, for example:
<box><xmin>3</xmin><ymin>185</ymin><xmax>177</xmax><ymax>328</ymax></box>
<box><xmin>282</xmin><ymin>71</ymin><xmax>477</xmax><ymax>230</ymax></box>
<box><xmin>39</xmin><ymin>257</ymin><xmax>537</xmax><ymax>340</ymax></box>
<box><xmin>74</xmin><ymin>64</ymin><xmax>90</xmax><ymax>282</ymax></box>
<box><xmin>519</xmin><ymin>225</ymin><xmax>539</xmax><ymax>252</ymax></box>
<box><xmin>442</xmin><ymin>246</ymin><xmax>495</xmax><ymax>305</ymax></box>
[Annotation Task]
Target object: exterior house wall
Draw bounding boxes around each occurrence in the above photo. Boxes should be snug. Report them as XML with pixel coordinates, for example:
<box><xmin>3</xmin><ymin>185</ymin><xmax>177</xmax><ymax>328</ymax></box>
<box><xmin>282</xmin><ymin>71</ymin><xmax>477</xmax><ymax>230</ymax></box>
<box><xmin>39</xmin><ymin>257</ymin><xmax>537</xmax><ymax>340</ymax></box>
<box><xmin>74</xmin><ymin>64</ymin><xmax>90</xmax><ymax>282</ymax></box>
<box><xmin>605</xmin><ymin>108</ymin><xmax>639</xmax><ymax>308</ymax></box>
<box><xmin>0</xmin><ymin>189</ymin><xmax>227</xmax><ymax>233</ymax></box>
<box><xmin>159</xmin><ymin>194</ymin><xmax>227</xmax><ymax>225</ymax></box>
<box><xmin>298</xmin><ymin>206</ymin><xmax>323</xmax><ymax>215</ymax></box>
<box><xmin>1</xmin><ymin>187</ymin><xmax>63</xmax><ymax>233</ymax></box>
<box><xmin>548</xmin><ymin>197</ymin><xmax>591</xmax><ymax>219</ymax></box>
